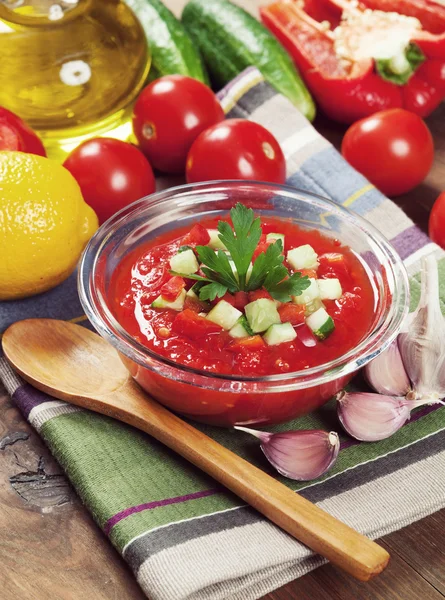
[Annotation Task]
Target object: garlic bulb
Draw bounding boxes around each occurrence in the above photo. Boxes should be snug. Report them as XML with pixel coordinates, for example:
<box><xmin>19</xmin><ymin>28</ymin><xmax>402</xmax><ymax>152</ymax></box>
<box><xmin>235</xmin><ymin>427</ymin><xmax>339</xmax><ymax>481</ymax></box>
<box><xmin>398</xmin><ymin>255</ymin><xmax>445</xmax><ymax>401</ymax></box>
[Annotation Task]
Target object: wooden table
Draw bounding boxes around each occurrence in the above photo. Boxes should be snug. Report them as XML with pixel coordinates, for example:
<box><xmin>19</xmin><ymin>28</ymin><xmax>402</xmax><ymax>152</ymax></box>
<box><xmin>2</xmin><ymin>1</ymin><xmax>445</xmax><ymax>598</ymax></box>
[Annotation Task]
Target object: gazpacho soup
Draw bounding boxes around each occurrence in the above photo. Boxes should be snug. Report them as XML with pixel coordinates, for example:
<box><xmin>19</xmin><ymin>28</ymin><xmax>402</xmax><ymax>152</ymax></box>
<box><xmin>110</xmin><ymin>203</ymin><xmax>375</xmax><ymax>378</ymax></box>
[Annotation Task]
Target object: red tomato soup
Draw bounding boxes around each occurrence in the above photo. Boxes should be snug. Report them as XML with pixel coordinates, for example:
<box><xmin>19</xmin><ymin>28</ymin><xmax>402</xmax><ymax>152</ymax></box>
<box><xmin>109</xmin><ymin>216</ymin><xmax>376</xmax><ymax>378</ymax></box>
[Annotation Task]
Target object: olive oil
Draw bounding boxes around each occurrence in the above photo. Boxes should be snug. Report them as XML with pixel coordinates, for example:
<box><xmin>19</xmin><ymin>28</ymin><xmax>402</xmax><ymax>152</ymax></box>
<box><xmin>0</xmin><ymin>0</ymin><xmax>150</xmax><ymax>159</ymax></box>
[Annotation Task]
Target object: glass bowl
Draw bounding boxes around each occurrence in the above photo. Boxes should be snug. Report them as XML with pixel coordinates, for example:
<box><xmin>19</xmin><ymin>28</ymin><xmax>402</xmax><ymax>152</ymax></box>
<box><xmin>78</xmin><ymin>181</ymin><xmax>409</xmax><ymax>427</ymax></box>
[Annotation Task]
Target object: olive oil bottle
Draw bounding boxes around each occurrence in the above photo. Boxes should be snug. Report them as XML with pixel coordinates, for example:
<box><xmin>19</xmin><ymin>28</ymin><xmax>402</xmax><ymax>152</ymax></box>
<box><xmin>0</xmin><ymin>0</ymin><xmax>150</xmax><ymax>159</ymax></box>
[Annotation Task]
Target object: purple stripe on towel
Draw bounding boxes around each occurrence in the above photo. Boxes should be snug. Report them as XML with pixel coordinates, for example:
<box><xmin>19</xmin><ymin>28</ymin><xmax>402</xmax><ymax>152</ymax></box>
<box><xmin>104</xmin><ymin>488</ymin><xmax>221</xmax><ymax>535</ymax></box>
<box><xmin>216</xmin><ymin>66</ymin><xmax>258</xmax><ymax>101</ymax></box>
<box><xmin>390</xmin><ymin>225</ymin><xmax>431</xmax><ymax>260</ymax></box>
<box><xmin>13</xmin><ymin>383</ymin><xmax>54</xmax><ymax>419</ymax></box>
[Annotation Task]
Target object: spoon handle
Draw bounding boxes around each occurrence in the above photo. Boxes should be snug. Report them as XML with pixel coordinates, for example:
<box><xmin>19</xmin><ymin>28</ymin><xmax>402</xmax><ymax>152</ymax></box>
<box><xmin>91</xmin><ymin>381</ymin><xmax>389</xmax><ymax>581</ymax></box>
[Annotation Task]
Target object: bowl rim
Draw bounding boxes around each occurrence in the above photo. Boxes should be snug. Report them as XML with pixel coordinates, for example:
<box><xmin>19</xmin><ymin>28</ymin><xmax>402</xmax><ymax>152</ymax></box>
<box><xmin>78</xmin><ymin>180</ymin><xmax>410</xmax><ymax>389</ymax></box>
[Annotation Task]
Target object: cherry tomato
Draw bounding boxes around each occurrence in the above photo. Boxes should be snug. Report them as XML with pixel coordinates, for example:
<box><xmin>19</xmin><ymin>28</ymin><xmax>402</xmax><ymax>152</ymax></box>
<box><xmin>0</xmin><ymin>107</ymin><xmax>46</xmax><ymax>156</ymax></box>
<box><xmin>341</xmin><ymin>109</ymin><xmax>434</xmax><ymax>197</ymax></box>
<box><xmin>133</xmin><ymin>75</ymin><xmax>224</xmax><ymax>174</ymax></box>
<box><xmin>63</xmin><ymin>138</ymin><xmax>155</xmax><ymax>224</ymax></box>
<box><xmin>429</xmin><ymin>192</ymin><xmax>445</xmax><ymax>249</ymax></box>
<box><xmin>186</xmin><ymin>119</ymin><xmax>286</xmax><ymax>184</ymax></box>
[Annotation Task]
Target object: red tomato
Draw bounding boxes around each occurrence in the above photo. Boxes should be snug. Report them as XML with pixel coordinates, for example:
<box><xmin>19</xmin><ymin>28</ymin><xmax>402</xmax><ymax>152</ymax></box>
<box><xmin>160</xmin><ymin>276</ymin><xmax>185</xmax><ymax>301</ymax></box>
<box><xmin>227</xmin><ymin>335</ymin><xmax>266</xmax><ymax>353</ymax></box>
<box><xmin>186</xmin><ymin>119</ymin><xmax>286</xmax><ymax>184</ymax></box>
<box><xmin>133</xmin><ymin>75</ymin><xmax>224</xmax><ymax>174</ymax></box>
<box><xmin>248</xmin><ymin>289</ymin><xmax>273</xmax><ymax>302</ymax></box>
<box><xmin>278</xmin><ymin>303</ymin><xmax>305</xmax><ymax>325</ymax></box>
<box><xmin>181</xmin><ymin>223</ymin><xmax>211</xmax><ymax>247</ymax></box>
<box><xmin>171</xmin><ymin>309</ymin><xmax>223</xmax><ymax>340</ymax></box>
<box><xmin>341</xmin><ymin>109</ymin><xmax>434</xmax><ymax>197</ymax></box>
<box><xmin>429</xmin><ymin>192</ymin><xmax>445</xmax><ymax>249</ymax></box>
<box><xmin>0</xmin><ymin>107</ymin><xmax>46</xmax><ymax>156</ymax></box>
<box><xmin>63</xmin><ymin>138</ymin><xmax>155</xmax><ymax>224</ymax></box>
<box><xmin>234</xmin><ymin>291</ymin><xmax>249</xmax><ymax>310</ymax></box>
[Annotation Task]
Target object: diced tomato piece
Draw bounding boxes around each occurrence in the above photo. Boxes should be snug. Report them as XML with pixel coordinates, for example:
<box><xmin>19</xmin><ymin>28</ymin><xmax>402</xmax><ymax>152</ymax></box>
<box><xmin>211</xmin><ymin>292</ymin><xmax>236</xmax><ymax>306</ymax></box>
<box><xmin>160</xmin><ymin>276</ymin><xmax>186</xmax><ymax>301</ymax></box>
<box><xmin>299</xmin><ymin>269</ymin><xmax>317</xmax><ymax>279</ymax></box>
<box><xmin>171</xmin><ymin>309</ymin><xmax>223</xmax><ymax>339</ymax></box>
<box><xmin>253</xmin><ymin>240</ymin><xmax>273</xmax><ymax>261</ymax></box>
<box><xmin>318</xmin><ymin>253</ymin><xmax>350</xmax><ymax>280</ymax></box>
<box><xmin>234</xmin><ymin>291</ymin><xmax>249</xmax><ymax>310</ymax></box>
<box><xmin>181</xmin><ymin>223</ymin><xmax>210</xmax><ymax>247</ymax></box>
<box><xmin>248</xmin><ymin>288</ymin><xmax>273</xmax><ymax>302</ymax></box>
<box><xmin>184</xmin><ymin>296</ymin><xmax>208</xmax><ymax>314</ymax></box>
<box><xmin>278</xmin><ymin>303</ymin><xmax>306</xmax><ymax>325</ymax></box>
<box><xmin>227</xmin><ymin>335</ymin><xmax>266</xmax><ymax>352</ymax></box>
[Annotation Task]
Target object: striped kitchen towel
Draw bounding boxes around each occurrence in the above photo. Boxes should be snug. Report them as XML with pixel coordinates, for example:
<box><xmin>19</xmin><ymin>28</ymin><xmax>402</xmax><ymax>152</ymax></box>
<box><xmin>2</xmin><ymin>67</ymin><xmax>445</xmax><ymax>600</ymax></box>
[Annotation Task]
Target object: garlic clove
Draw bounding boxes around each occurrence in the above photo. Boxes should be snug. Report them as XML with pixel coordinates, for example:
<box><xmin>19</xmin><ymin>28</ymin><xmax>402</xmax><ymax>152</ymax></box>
<box><xmin>364</xmin><ymin>340</ymin><xmax>411</xmax><ymax>397</ymax></box>
<box><xmin>235</xmin><ymin>426</ymin><xmax>339</xmax><ymax>481</ymax></box>
<box><xmin>398</xmin><ymin>255</ymin><xmax>445</xmax><ymax>401</ymax></box>
<box><xmin>336</xmin><ymin>391</ymin><xmax>411</xmax><ymax>442</ymax></box>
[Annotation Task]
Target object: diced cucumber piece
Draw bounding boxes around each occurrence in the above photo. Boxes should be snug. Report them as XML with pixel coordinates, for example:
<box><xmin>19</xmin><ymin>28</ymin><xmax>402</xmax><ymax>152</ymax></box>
<box><xmin>293</xmin><ymin>278</ymin><xmax>320</xmax><ymax>305</ymax></box>
<box><xmin>207</xmin><ymin>229</ymin><xmax>228</xmax><ymax>251</ymax></box>
<box><xmin>245</xmin><ymin>298</ymin><xmax>281</xmax><ymax>333</ymax></box>
<box><xmin>306</xmin><ymin>307</ymin><xmax>335</xmax><ymax>340</ymax></box>
<box><xmin>229</xmin><ymin>259</ymin><xmax>253</xmax><ymax>283</ymax></box>
<box><xmin>264</xmin><ymin>322</ymin><xmax>297</xmax><ymax>346</ymax></box>
<box><xmin>206</xmin><ymin>300</ymin><xmax>242</xmax><ymax>330</ymax></box>
<box><xmin>287</xmin><ymin>244</ymin><xmax>319</xmax><ymax>270</ymax></box>
<box><xmin>152</xmin><ymin>289</ymin><xmax>186</xmax><ymax>311</ymax></box>
<box><xmin>229</xmin><ymin>315</ymin><xmax>254</xmax><ymax>338</ymax></box>
<box><xmin>318</xmin><ymin>278</ymin><xmax>343</xmax><ymax>300</ymax></box>
<box><xmin>304</xmin><ymin>297</ymin><xmax>325</xmax><ymax>316</ymax></box>
<box><xmin>266</xmin><ymin>233</ymin><xmax>285</xmax><ymax>247</ymax></box>
<box><xmin>170</xmin><ymin>249</ymin><xmax>199</xmax><ymax>275</ymax></box>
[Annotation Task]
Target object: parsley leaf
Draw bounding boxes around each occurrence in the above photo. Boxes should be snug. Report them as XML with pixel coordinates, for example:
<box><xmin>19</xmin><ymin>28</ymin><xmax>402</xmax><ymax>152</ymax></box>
<box><xmin>196</xmin><ymin>246</ymin><xmax>238</xmax><ymax>291</ymax></box>
<box><xmin>267</xmin><ymin>271</ymin><xmax>310</xmax><ymax>302</ymax></box>
<box><xmin>199</xmin><ymin>282</ymin><xmax>228</xmax><ymax>302</ymax></box>
<box><xmin>170</xmin><ymin>203</ymin><xmax>310</xmax><ymax>303</ymax></box>
<box><xmin>247</xmin><ymin>240</ymin><xmax>284</xmax><ymax>291</ymax></box>
<box><xmin>217</xmin><ymin>204</ymin><xmax>262</xmax><ymax>290</ymax></box>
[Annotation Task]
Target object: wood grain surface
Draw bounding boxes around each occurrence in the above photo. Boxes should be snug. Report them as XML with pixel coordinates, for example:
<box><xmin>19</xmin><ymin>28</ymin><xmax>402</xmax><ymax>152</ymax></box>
<box><xmin>1</xmin><ymin>0</ymin><xmax>445</xmax><ymax>598</ymax></box>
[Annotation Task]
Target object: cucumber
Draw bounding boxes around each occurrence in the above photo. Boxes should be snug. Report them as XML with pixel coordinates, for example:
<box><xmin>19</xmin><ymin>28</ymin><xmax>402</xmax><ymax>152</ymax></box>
<box><xmin>181</xmin><ymin>0</ymin><xmax>315</xmax><ymax>120</ymax></box>
<box><xmin>207</xmin><ymin>229</ymin><xmax>228</xmax><ymax>251</ymax></box>
<box><xmin>206</xmin><ymin>300</ymin><xmax>242</xmax><ymax>330</ymax></box>
<box><xmin>245</xmin><ymin>298</ymin><xmax>281</xmax><ymax>333</ymax></box>
<box><xmin>229</xmin><ymin>315</ymin><xmax>254</xmax><ymax>338</ymax></box>
<box><xmin>264</xmin><ymin>322</ymin><xmax>297</xmax><ymax>346</ymax></box>
<box><xmin>304</xmin><ymin>297</ymin><xmax>325</xmax><ymax>316</ymax></box>
<box><xmin>170</xmin><ymin>248</ymin><xmax>199</xmax><ymax>274</ymax></box>
<box><xmin>318</xmin><ymin>278</ymin><xmax>343</xmax><ymax>300</ymax></box>
<box><xmin>306</xmin><ymin>307</ymin><xmax>335</xmax><ymax>340</ymax></box>
<box><xmin>152</xmin><ymin>289</ymin><xmax>186</xmax><ymax>310</ymax></box>
<box><xmin>293</xmin><ymin>278</ymin><xmax>320</xmax><ymax>305</ymax></box>
<box><xmin>125</xmin><ymin>0</ymin><xmax>209</xmax><ymax>84</ymax></box>
<box><xmin>287</xmin><ymin>245</ymin><xmax>319</xmax><ymax>271</ymax></box>
<box><xmin>266</xmin><ymin>233</ymin><xmax>285</xmax><ymax>247</ymax></box>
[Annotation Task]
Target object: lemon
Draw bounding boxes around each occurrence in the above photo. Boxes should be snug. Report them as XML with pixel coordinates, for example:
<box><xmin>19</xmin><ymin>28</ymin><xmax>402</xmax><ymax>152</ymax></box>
<box><xmin>0</xmin><ymin>151</ymin><xmax>98</xmax><ymax>300</ymax></box>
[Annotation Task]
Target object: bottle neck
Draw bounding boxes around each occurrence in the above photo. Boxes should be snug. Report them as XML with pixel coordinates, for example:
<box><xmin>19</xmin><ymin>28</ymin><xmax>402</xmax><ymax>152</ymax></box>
<box><xmin>0</xmin><ymin>0</ymin><xmax>90</xmax><ymax>26</ymax></box>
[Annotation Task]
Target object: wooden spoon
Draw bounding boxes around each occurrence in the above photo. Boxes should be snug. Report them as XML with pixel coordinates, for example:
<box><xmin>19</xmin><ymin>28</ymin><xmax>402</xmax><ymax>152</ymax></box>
<box><xmin>2</xmin><ymin>318</ymin><xmax>389</xmax><ymax>581</ymax></box>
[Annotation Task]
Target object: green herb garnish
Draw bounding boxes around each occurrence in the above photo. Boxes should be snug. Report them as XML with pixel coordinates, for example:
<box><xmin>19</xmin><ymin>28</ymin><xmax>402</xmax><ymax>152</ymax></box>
<box><xmin>171</xmin><ymin>203</ymin><xmax>310</xmax><ymax>302</ymax></box>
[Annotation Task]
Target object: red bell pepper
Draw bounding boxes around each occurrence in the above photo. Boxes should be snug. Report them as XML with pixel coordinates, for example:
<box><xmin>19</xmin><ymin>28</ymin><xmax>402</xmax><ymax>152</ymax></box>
<box><xmin>261</xmin><ymin>0</ymin><xmax>445</xmax><ymax>122</ymax></box>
